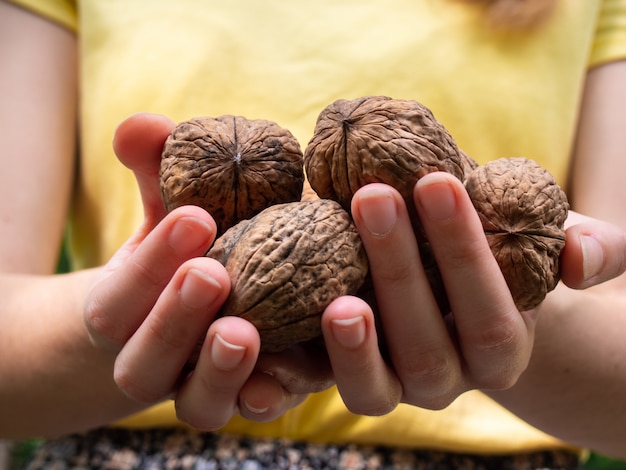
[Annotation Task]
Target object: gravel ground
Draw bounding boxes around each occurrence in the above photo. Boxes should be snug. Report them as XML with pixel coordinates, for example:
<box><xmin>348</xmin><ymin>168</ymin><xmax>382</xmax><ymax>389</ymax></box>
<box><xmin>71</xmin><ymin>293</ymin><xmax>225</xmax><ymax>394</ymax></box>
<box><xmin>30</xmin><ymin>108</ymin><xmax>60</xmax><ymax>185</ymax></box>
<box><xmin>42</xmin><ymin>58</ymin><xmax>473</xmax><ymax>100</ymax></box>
<box><xmin>1</xmin><ymin>440</ymin><xmax>11</xmax><ymax>469</ymax></box>
<box><xmin>21</xmin><ymin>427</ymin><xmax>582</xmax><ymax>470</ymax></box>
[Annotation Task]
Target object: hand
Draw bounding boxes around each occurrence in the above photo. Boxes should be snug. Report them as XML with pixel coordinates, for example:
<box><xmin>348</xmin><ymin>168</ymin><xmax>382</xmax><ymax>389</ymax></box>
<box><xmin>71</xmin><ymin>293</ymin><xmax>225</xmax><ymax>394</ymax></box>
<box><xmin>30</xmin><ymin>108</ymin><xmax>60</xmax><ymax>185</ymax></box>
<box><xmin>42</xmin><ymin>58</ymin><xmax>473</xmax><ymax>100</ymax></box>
<box><xmin>319</xmin><ymin>173</ymin><xmax>530</xmax><ymax>414</ymax></box>
<box><xmin>82</xmin><ymin>113</ymin><xmax>316</xmax><ymax>431</ymax></box>
<box><xmin>321</xmin><ymin>172</ymin><xmax>626</xmax><ymax>416</ymax></box>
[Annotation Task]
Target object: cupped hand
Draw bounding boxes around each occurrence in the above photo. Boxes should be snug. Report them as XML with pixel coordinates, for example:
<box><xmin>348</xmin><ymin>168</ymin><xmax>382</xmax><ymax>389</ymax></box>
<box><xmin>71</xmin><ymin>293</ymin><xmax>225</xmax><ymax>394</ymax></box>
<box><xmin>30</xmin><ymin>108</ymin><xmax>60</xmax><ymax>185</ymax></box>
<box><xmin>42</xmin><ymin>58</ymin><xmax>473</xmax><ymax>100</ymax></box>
<box><xmin>322</xmin><ymin>172</ymin><xmax>536</xmax><ymax>414</ymax></box>
<box><xmin>82</xmin><ymin>113</ymin><xmax>315</xmax><ymax>431</ymax></box>
<box><xmin>322</xmin><ymin>172</ymin><xmax>626</xmax><ymax>416</ymax></box>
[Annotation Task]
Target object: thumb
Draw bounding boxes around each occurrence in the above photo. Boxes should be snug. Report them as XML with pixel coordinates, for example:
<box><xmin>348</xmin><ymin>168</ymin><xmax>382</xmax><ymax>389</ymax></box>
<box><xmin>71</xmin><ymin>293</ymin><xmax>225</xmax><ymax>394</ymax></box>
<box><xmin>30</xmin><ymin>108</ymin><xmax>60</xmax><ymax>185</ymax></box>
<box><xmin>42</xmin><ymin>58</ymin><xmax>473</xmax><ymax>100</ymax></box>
<box><xmin>560</xmin><ymin>213</ymin><xmax>626</xmax><ymax>289</ymax></box>
<box><xmin>113</xmin><ymin>112</ymin><xmax>176</xmax><ymax>230</ymax></box>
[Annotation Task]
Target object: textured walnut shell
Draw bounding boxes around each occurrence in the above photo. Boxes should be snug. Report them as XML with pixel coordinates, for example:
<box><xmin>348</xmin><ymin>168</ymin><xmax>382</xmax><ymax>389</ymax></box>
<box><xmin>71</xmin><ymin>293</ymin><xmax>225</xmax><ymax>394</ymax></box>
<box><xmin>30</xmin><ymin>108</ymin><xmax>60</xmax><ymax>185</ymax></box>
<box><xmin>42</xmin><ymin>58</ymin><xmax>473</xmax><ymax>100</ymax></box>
<box><xmin>304</xmin><ymin>96</ymin><xmax>466</xmax><ymax>210</ymax></box>
<box><xmin>305</xmin><ymin>96</ymin><xmax>467</xmax><ymax>314</ymax></box>
<box><xmin>208</xmin><ymin>199</ymin><xmax>369</xmax><ymax>352</ymax></box>
<box><xmin>160</xmin><ymin>116</ymin><xmax>304</xmax><ymax>235</ymax></box>
<box><xmin>465</xmin><ymin>157</ymin><xmax>569</xmax><ymax>310</ymax></box>
<box><xmin>306</xmin><ymin>96</ymin><xmax>568</xmax><ymax>313</ymax></box>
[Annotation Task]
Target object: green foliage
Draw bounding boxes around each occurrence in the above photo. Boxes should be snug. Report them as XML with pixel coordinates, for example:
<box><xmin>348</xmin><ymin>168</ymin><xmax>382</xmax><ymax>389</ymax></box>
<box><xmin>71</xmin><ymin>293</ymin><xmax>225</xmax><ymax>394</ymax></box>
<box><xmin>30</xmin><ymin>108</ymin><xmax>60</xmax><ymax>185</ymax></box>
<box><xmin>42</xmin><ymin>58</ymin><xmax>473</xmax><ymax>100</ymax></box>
<box><xmin>586</xmin><ymin>453</ymin><xmax>626</xmax><ymax>470</ymax></box>
<box><xmin>8</xmin><ymin>440</ymin><xmax>40</xmax><ymax>470</ymax></box>
<box><xmin>56</xmin><ymin>237</ymin><xmax>71</xmax><ymax>274</ymax></box>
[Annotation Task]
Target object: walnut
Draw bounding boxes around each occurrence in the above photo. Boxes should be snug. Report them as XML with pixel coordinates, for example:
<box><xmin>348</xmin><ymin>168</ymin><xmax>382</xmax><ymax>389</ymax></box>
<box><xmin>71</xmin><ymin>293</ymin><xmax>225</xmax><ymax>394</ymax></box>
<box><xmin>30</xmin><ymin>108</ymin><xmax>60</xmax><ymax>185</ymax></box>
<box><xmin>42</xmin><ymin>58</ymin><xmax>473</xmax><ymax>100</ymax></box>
<box><xmin>465</xmin><ymin>158</ymin><xmax>568</xmax><ymax>310</ymax></box>
<box><xmin>304</xmin><ymin>96</ymin><xmax>569</xmax><ymax>312</ymax></box>
<box><xmin>160</xmin><ymin>97</ymin><xmax>568</xmax><ymax>358</ymax></box>
<box><xmin>304</xmin><ymin>95</ymin><xmax>466</xmax><ymax>211</ymax></box>
<box><xmin>304</xmin><ymin>96</ymin><xmax>469</xmax><ymax>313</ymax></box>
<box><xmin>208</xmin><ymin>199</ymin><xmax>368</xmax><ymax>352</ymax></box>
<box><xmin>160</xmin><ymin>115</ymin><xmax>304</xmax><ymax>235</ymax></box>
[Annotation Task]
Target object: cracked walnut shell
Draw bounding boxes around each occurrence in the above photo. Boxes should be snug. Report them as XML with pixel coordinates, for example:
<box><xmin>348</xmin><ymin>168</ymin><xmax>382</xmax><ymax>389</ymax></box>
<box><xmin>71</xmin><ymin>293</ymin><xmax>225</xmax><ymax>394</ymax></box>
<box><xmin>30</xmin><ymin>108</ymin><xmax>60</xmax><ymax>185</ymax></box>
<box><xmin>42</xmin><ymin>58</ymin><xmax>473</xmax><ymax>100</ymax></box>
<box><xmin>160</xmin><ymin>115</ymin><xmax>304</xmax><ymax>235</ymax></box>
<box><xmin>207</xmin><ymin>199</ymin><xmax>369</xmax><ymax>352</ymax></box>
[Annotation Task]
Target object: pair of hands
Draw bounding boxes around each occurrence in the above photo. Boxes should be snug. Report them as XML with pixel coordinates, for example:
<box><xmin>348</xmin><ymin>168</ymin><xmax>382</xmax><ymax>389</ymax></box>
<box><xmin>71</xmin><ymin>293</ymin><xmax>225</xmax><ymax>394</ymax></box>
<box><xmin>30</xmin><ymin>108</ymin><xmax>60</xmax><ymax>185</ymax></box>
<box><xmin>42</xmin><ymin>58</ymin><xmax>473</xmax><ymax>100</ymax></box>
<box><xmin>83</xmin><ymin>113</ymin><xmax>626</xmax><ymax>432</ymax></box>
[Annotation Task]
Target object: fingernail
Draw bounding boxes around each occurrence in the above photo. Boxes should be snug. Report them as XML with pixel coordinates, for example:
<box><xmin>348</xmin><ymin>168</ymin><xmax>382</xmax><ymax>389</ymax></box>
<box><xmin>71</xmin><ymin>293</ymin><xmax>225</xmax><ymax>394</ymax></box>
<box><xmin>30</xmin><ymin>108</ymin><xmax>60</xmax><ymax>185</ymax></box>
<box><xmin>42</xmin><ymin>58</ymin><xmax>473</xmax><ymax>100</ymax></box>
<box><xmin>211</xmin><ymin>333</ymin><xmax>246</xmax><ymax>371</ymax></box>
<box><xmin>331</xmin><ymin>316</ymin><xmax>366</xmax><ymax>349</ymax></box>
<box><xmin>580</xmin><ymin>234</ymin><xmax>605</xmax><ymax>281</ymax></box>
<box><xmin>416</xmin><ymin>178</ymin><xmax>457</xmax><ymax>221</ymax></box>
<box><xmin>169</xmin><ymin>217</ymin><xmax>212</xmax><ymax>255</ymax></box>
<box><xmin>357</xmin><ymin>187</ymin><xmax>397</xmax><ymax>237</ymax></box>
<box><xmin>243</xmin><ymin>400</ymin><xmax>270</xmax><ymax>414</ymax></box>
<box><xmin>180</xmin><ymin>269</ymin><xmax>222</xmax><ymax>309</ymax></box>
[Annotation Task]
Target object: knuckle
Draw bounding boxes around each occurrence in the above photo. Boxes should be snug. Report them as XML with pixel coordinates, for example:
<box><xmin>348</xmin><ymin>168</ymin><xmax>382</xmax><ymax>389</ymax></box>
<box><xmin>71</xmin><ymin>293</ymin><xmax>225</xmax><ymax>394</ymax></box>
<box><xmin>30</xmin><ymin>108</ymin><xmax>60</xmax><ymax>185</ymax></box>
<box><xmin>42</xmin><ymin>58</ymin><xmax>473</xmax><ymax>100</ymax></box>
<box><xmin>440</xmin><ymin>239</ymin><xmax>492</xmax><ymax>271</ymax></box>
<box><xmin>471</xmin><ymin>316</ymin><xmax>521</xmax><ymax>357</ymax></box>
<box><xmin>83</xmin><ymin>297</ymin><xmax>124</xmax><ymax>349</ymax></box>
<box><xmin>465</xmin><ymin>317</ymin><xmax>530</xmax><ymax>390</ymax></box>
<box><xmin>83</xmin><ymin>296</ymin><xmax>106</xmax><ymax>335</ymax></box>
<box><xmin>483</xmin><ymin>372</ymin><xmax>521</xmax><ymax>391</ymax></box>
<box><xmin>145</xmin><ymin>313</ymin><xmax>189</xmax><ymax>352</ymax></box>
<box><xmin>191</xmin><ymin>371</ymin><xmax>245</xmax><ymax>411</ymax></box>
<box><xmin>346</xmin><ymin>398</ymin><xmax>398</xmax><ymax>417</ymax></box>
<box><xmin>396</xmin><ymin>348</ymin><xmax>457</xmax><ymax>388</ymax></box>
<box><xmin>130</xmin><ymin>256</ymin><xmax>164</xmax><ymax>290</ymax></box>
<box><xmin>472</xmin><ymin>360</ymin><xmax>528</xmax><ymax>391</ymax></box>
<box><xmin>372</xmin><ymin>258</ymin><xmax>415</xmax><ymax>283</ymax></box>
<box><xmin>175</xmin><ymin>373</ymin><xmax>243</xmax><ymax>430</ymax></box>
<box><xmin>405</xmin><ymin>392</ymin><xmax>458</xmax><ymax>411</ymax></box>
<box><xmin>176</xmin><ymin>405</ymin><xmax>229</xmax><ymax>432</ymax></box>
<box><xmin>338</xmin><ymin>379</ymin><xmax>402</xmax><ymax>417</ymax></box>
<box><xmin>197</xmin><ymin>374</ymin><xmax>231</xmax><ymax>398</ymax></box>
<box><xmin>471</xmin><ymin>367</ymin><xmax>523</xmax><ymax>391</ymax></box>
<box><xmin>114</xmin><ymin>364</ymin><xmax>163</xmax><ymax>404</ymax></box>
<box><xmin>393</xmin><ymin>349</ymin><xmax>463</xmax><ymax>409</ymax></box>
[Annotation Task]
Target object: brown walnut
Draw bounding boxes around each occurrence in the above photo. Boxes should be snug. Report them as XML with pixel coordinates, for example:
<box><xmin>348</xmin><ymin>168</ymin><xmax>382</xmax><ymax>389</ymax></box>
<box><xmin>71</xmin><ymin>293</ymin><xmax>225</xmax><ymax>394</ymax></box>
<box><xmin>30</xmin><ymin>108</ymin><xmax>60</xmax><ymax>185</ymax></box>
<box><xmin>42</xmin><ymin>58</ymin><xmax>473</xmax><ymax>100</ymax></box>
<box><xmin>304</xmin><ymin>96</ymin><xmax>468</xmax><ymax>313</ymax></box>
<box><xmin>304</xmin><ymin>96</ymin><xmax>569</xmax><ymax>312</ymax></box>
<box><xmin>160</xmin><ymin>115</ymin><xmax>304</xmax><ymax>235</ymax></box>
<box><xmin>465</xmin><ymin>157</ymin><xmax>568</xmax><ymax>310</ymax></box>
<box><xmin>304</xmin><ymin>95</ymin><xmax>466</xmax><ymax>211</ymax></box>
<box><xmin>208</xmin><ymin>199</ymin><xmax>369</xmax><ymax>352</ymax></box>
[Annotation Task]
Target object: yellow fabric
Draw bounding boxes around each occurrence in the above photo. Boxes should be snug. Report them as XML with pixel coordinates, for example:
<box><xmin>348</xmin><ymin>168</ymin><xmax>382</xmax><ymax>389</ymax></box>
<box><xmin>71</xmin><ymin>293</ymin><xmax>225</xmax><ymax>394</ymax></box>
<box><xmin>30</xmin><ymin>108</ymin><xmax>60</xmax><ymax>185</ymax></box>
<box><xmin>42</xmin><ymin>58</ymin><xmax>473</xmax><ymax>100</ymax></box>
<box><xmin>118</xmin><ymin>388</ymin><xmax>575</xmax><ymax>454</ymax></box>
<box><xmin>9</xmin><ymin>0</ymin><xmax>626</xmax><ymax>455</ymax></box>
<box><xmin>7</xmin><ymin>0</ymin><xmax>77</xmax><ymax>32</ymax></box>
<box><xmin>590</xmin><ymin>0</ymin><xmax>626</xmax><ymax>67</ymax></box>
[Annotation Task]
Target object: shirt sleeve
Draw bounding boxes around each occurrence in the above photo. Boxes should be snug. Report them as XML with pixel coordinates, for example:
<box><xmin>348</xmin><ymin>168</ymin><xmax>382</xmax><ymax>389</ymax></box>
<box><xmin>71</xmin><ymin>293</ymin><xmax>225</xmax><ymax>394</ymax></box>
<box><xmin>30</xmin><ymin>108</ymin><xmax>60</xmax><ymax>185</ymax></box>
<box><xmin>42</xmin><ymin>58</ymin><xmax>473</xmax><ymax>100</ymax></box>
<box><xmin>589</xmin><ymin>0</ymin><xmax>626</xmax><ymax>67</ymax></box>
<box><xmin>6</xmin><ymin>0</ymin><xmax>77</xmax><ymax>33</ymax></box>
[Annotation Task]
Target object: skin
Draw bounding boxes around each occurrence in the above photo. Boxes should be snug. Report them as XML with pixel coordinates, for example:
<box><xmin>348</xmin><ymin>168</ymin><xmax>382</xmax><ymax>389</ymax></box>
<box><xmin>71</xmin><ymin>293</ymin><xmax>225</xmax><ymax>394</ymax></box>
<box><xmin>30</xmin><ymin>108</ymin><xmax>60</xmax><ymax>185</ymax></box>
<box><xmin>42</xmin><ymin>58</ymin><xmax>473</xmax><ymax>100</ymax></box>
<box><xmin>1</xmin><ymin>0</ymin><xmax>626</xmax><ymax>458</ymax></box>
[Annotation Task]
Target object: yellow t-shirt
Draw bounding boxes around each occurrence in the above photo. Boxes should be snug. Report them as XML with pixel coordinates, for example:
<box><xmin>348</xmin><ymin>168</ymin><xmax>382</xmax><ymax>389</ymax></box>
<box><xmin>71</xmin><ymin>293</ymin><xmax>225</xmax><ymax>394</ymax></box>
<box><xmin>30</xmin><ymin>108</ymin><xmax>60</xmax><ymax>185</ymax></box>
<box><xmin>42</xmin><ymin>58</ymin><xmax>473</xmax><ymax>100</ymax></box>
<box><xmin>9</xmin><ymin>0</ymin><xmax>626</xmax><ymax>455</ymax></box>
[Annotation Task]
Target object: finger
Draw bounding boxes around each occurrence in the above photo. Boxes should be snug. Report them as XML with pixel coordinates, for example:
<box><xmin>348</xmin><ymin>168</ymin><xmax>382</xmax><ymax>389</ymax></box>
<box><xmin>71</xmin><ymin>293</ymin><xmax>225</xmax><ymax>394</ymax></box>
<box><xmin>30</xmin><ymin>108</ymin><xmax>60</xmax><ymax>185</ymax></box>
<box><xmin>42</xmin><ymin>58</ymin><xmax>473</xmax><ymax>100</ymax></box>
<box><xmin>175</xmin><ymin>316</ymin><xmax>260</xmax><ymax>431</ymax></box>
<box><xmin>561</xmin><ymin>218</ymin><xmax>626</xmax><ymax>289</ymax></box>
<box><xmin>414</xmin><ymin>172</ymin><xmax>532</xmax><ymax>390</ymax></box>
<box><xmin>351</xmin><ymin>184</ymin><xmax>461</xmax><ymax>408</ymax></box>
<box><xmin>237</xmin><ymin>371</ymin><xmax>308</xmax><ymax>423</ymax></box>
<box><xmin>321</xmin><ymin>296</ymin><xmax>402</xmax><ymax>415</ymax></box>
<box><xmin>113</xmin><ymin>257</ymin><xmax>230</xmax><ymax>403</ymax></box>
<box><xmin>84</xmin><ymin>205</ymin><xmax>217</xmax><ymax>350</ymax></box>
<box><xmin>254</xmin><ymin>340</ymin><xmax>335</xmax><ymax>395</ymax></box>
<box><xmin>113</xmin><ymin>112</ymin><xmax>175</xmax><ymax>226</ymax></box>
<box><xmin>240</xmin><ymin>340</ymin><xmax>335</xmax><ymax>419</ymax></box>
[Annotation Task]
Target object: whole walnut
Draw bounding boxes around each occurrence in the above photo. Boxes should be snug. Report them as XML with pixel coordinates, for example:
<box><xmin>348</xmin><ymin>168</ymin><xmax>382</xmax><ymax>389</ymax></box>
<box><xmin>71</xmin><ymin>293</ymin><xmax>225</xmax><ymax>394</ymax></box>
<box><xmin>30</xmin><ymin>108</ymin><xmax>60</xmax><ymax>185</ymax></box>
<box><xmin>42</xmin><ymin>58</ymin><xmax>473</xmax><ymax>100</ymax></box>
<box><xmin>208</xmin><ymin>199</ymin><xmax>369</xmax><ymax>352</ymax></box>
<box><xmin>304</xmin><ymin>96</ymin><xmax>569</xmax><ymax>312</ymax></box>
<box><xmin>160</xmin><ymin>115</ymin><xmax>304</xmax><ymax>235</ymax></box>
<box><xmin>304</xmin><ymin>95</ymin><xmax>466</xmax><ymax>211</ymax></box>
<box><xmin>304</xmin><ymin>96</ymin><xmax>470</xmax><ymax>313</ymax></box>
<box><xmin>465</xmin><ymin>158</ymin><xmax>568</xmax><ymax>310</ymax></box>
